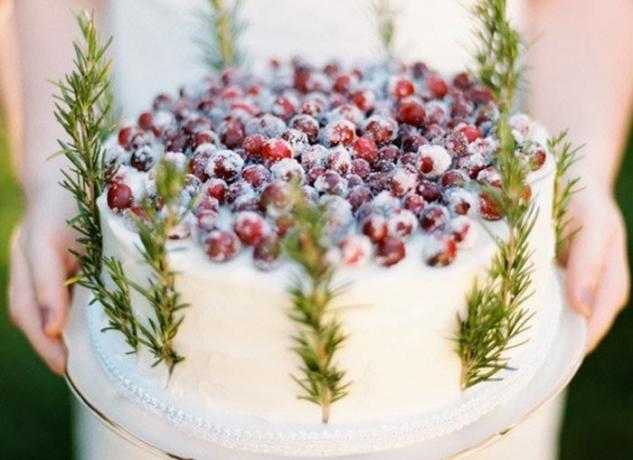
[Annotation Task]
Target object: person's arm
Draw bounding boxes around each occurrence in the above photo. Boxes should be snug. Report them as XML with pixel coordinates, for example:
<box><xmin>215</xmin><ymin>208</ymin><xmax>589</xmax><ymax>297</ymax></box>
<box><xmin>527</xmin><ymin>0</ymin><xmax>633</xmax><ymax>351</ymax></box>
<box><xmin>5</xmin><ymin>0</ymin><xmax>102</xmax><ymax>374</ymax></box>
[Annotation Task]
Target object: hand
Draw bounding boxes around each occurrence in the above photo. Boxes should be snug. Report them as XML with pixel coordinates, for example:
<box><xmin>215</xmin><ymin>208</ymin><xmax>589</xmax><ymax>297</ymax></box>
<box><xmin>564</xmin><ymin>180</ymin><xmax>630</xmax><ymax>352</ymax></box>
<box><xmin>8</xmin><ymin>185</ymin><xmax>78</xmax><ymax>375</ymax></box>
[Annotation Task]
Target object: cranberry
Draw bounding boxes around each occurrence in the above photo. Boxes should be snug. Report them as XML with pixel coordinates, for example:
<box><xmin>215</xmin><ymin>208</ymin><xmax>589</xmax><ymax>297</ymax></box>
<box><xmin>363</xmin><ymin>115</ymin><xmax>397</xmax><ymax>145</ymax></box>
<box><xmin>242</xmin><ymin>164</ymin><xmax>270</xmax><ymax>189</ymax></box>
<box><xmin>452</xmin><ymin>72</ymin><xmax>472</xmax><ymax>90</ymax></box>
<box><xmin>412</xmin><ymin>61</ymin><xmax>428</xmax><ymax>78</ymax></box>
<box><xmin>426</xmin><ymin>73</ymin><xmax>448</xmax><ymax>98</ymax></box>
<box><xmin>440</xmin><ymin>170</ymin><xmax>466</xmax><ymax>189</ymax></box>
<box><xmin>351</xmin><ymin>158</ymin><xmax>371</xmax><ymax>178</ymax></box>
<box><xmin>307</xmin><ymin>166</ymin><xmax>326</xmax><ymax>184</ymax></box>
<box><xmin>130</xmin><ymin>146</ymin><xmax>155</xmax><ymax>171</ymax></box>
<box><xmin>192</xmin><ymin>130</ymin><xmax>218</xmax><ymax>149</ymax></box>
<box><xmin>396</xmin><ymin>96</ymin><xmax>426</xmax><ymax>127</ymax></box>
<box><xmin>329</xmin><ymin>104</ymin><xmax>364</xmax><ymax>124</ymax></box>
<box><xmin>138</xmin><ymin>112</ymin><xmax>154</xmax><ymax>130</ymax></box>
<box><xmin>416</xmin><ymin>180</ymin><xmax>442</xmax><ymax>202</ymax></box>
<box><xmin>321</xmin><ymin>120</ymin><xmax>355</xmax><ymax>147</ymax></box>
<box><xmin>339</xmin><ymin>235</ymin><xmax>372</xmax><ymax>266</ymax></box>
<box><xmin>300</xmin><ymin>98</ymin><xmax>325</xmax><ymax>117</ymax></box>
<box><xmin>451</xmin><ymin>96</ymin><xmax>474</xmax><ymax>119</ymax></box>
<box><xmin>219</xmin><ymin>119</ymin><xmax>245</xmax><ymax>149</ymax></box>
<box><xmin>403</xmin><ymin>192</ymin><xmax>426</xmax><ymax>215</ymax></box>
<box><xmin>390</xmin><ymin>168</ymin><xmax>417</xmax><ymax>197</ymax></box>
<box><xmin>204</xmin><ymin>230</ymin><xmax>240</xmax><ymax>262</ymax></box>
<box><xmin>458</xmin><ymin>124</ymin><xmax>483</xmax><ymax>143</ymax></box>
<box><xmin>233</xmin><ymin>211</ymin><xmax>269</xmax><ymax>245</ymax></box>
<box><xmin>416</xmin><ymin>144</ymin><xmax>451</xmax><ymax>178</ymax></box>
<box><xmin>272</xmin><ymin>96</ymin><xmax>296</xmax><ymax>121</ymax></box>
<box><xmin>401</xmin><ymin>133</ymin><xmax>427</xmax><ymax>153</ymax></box>
<box><xmin>326</xmin><ymin>146</ymin><xmax>352</xmax><ymax>175</ymax></box>
<box><xmin>281</xmin><ymin>129</ymin><xmax>309</xmax><ymax>152</ymax></box>
<box><xmin>389</xmin><ymin>77</ymin><xmax>415</xmax><ymax>99</ymax></box>
<box><xmin>197</xmin><ymin>194</ymin><xmax>220</xmax><ymax>212</ymax></box>
<box><xmin>376</xmin><ymin>236</ymin><xmax>406</xmax><ymax>267</ymax></box>
<box><xmin>350</xmin><ymin>88</ymin><xmax>376</xmax><ymax>113</ymax></box>
<box><xmin>196</xmin><ymin>209</ymin><xmax>218</xmax><ymax>231</ymax></box>
<box><xmin>183</xmin><ymin>117</ymin><xmax>213</xmax><ymax>135</ymax></box>
<box><xmin>467</xmin><ymin>86</ymin><xmax>494</xmax><ymax>104</ymax></box>
<box><xmin>477</xmin><ymin>166</ymin><xmax>502</xmax><ymax>188</ymax></box>
<box><xmin>444</xmin><ymin>130</ymin><xmax>469</xmax><ymax>156</ymax></box>
<box><xmin>271</xmin><ymin>158</ymin><xmax>305</xmax><ymax>183</ymax></box>
<box><xmin>361</xmin><ymin>214</ymin><xmax>389</xmax><ymax>243</ymax></box>
<box><xmin>419</xmin><ymin>204</ymin><xmax>449</xmax><ymax>232</ymax></box>
<box><xmin>262</xmin><ymin>139</ymin><xmax>294</xmax><ymax>165</ymax></box>
<box><xmin>260</xmin><ymin>181</ymin><xmax>291</xmax><ymax>216</ymax></box>
<box><xmin>242</xmin><ymin>134</ymin><xmax>265</xmax><ymax>158</ymax></box>
<box><xmin>290</xmin><ymin>114</ymin><xmax>319</xmax><ymax>143</ymax></box>
<box><xmin>348</xmin><ymin>185</ymin><xmax>372</xmax><ymax>210</ymax></box>
<box><xmin>152</xmin><ymin>93</ymin><xmax>173</xmax><ymax>111</ymax></box>
<box><xmin>118</xmin><ymin>127</ymin><xmax>140</xmax><ymax>150</ymax></box>
<box><xmin>424</xmin><ymin>234</ymin><xmax>457</xmax><ymax>267</ymax></box>
<box><xmin>366</xmin><ymin>172</ymin><xmax>390</xmax><ymax>193</ymax></box>
<box><xmin>314</xmin><ymin>170</ymin><xmax>348</xmax><ymax>196</ymax></box>
<box><xmin>107</xmin><ymin>182</ymin><xmax>133</xmax><ymax>211</ymax></box>
<box><xmin>253</xmin><ymin>235</ymin><xmax>282</xmax><ymax>270</ymax></box>
<box><xmin>351</xmin><ymin>137</ymin><xmax>378</xmax><ymax>163</ymax></box>
<box><xmin>450</xmin><ymin>216</ymin><xmax>476</xmax><ymax>248</ymax></box>
<box><xmin>479</xmin><ymin>193</ymin><xmax>503</xmax><ymax>220</ymax></box>
<box><xmin>333</xmin><ymin>73</ymin><xmax>353</xmax><ymax>93</ymax></box>
<box><xmin>207</xmin><ymin>149</ymin><xmax>244</xmax><ymax>181</ymax></box>
<box><xmin>202</xmin><ymin>178</ymin><xmax>226</xmax><ymax>204</ymax></box>
<box><xmin>189</xmin><ymin>149</ymin><xmax>212</xmax><ymax>181</ymax></box>
<box><xmin>301</xmin><ymin>145</ymin><xmax>327</xmax><ymax>170</ymax></box>
<box><xmin>527</xmin><ymin>146</ymin><xmax>547</xmax><ymax>171</ymax></box>
<box><xmin>387</xmin><ymin>209</ymin><xmax>417</xmax><ymax>238</ymax></box>
<box><xmin>425</xmin><ymin>101</ymin><xmax>449</xmax><ymax>125</ymax></box>
<box><xmin>424</xmin><ymin>123</ymin><xmax>446</xmax><ymax>142</ymax></box>
<box><xmin>444</xmin><ymin>187</ymin><xmax>476</xmax><ymax>216</ymax></box>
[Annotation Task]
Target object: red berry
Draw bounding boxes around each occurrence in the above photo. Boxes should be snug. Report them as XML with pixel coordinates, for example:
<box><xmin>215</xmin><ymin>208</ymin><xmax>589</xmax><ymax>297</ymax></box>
<box><xmin>390</xmin><ymin>167</ymin><xmax>417</xmax><ymax>197</ymax></box>
<box><xmin>196</xmin><ymin>209</ymin><xmax>218</xmax><ymax>231</ymax></box>
<box><xmin>351</xmin><ymin>158</ymin><xmax>371</xmax><ymax>178</ymax></box>
<box><xmin>389</xmin><ymin>77</ymin><xmax>415</xmax><ymax>99</ymax></box>
<box><xmin>396</xmin><ymin>97</ymin><xmax>426</xmax><ymax>127</ymax></box>
<box><xmin>363</xmin><ymin>115</ymin><xmax>397</xmax><ymax>146</ymax></box>
<box><xmin>419</xmin><ymin>204</ymin><xmax>449</xmax><ymax>232</ymax></box>
<box><xmin>352</xmin><ymin>137</ymin><xmax>378</xmax><ymax>163</ymax></box>
<box><xmin>458</xmin><ymin>124</ymin><xmax>483</xmax><ymax>143</ymax></box>
<box><xmin>290</xmin><ymin>114</ymin><xmax>319</xmax><ymax>143</ymax></box>
<box><xmin>478</xmin><ymin>193</ymin><xmax>503</xmax><ymax>220</ymax></box>
<box><xmin>138</xmin><ymin>112</ymin><xmax>154</xmax><ymax>130</ymax></box>
<box><xmin>387</xmin><ymin>209</ymin><xmax>417</xmax><ymax>238</ymax></box>
<box><xmin>207</xmin><ymin>149</ymin><xmax>244</xmax><ymax>181</ymax></box>
<box><xmin>192</xmin><ymin>130</ymin><xmax>218</xmax><ymax>149</ymax></box>
<box><xmin>107</xmin><ymin>182</ymin><xmax>133</xmax><ymax>211</ymax></box>
<box><xmin>204</xmin><ymin>178</ymin><xmax>228</xmax><ymax>204</ymax></box>
<box><xmin>416</xmin><ymin>180</ymin><xmax>442</xmax><ymax>202</ymax></box>
<box><xmin>321</xmin><ymin>120</ymin><xmax>355</xmax><ymax>147</ymax></box>
<box><xmin>130</xmin><ymin>146</ymin><xmax>155</xmax><ymax>171</ymax></box>
<box><xmin>233</xmin><ymin>211</ymin><xmax>269</xmax><ymax>245</ymax></box>
<box><xmin>242</xmin><ymin>164</ymin><xmax>271</xmax><ymax>189</ymax></box>
<box><xmin>333</xmin><ymin>74</ymin><xmax>353</xmax><ymax>93</ymax></box>
<box><xmin>361</xmin><ymin>213</ymin><xmax>388</xmax><ymax>243</ymax></box>
<box><xmin>253</xmin><ymin>235</ymin><xmax>282</xmax><ymax>270</ymax></box>
<box><xmin>204</xmin><ymin>230</ymin><xmax>240</xmax><ymax>262</ymax></box>
<box><xmin>118</xmin><ymin>127</ymin><xmax>139</xmax><ymax>150</ymax></box>
<box><xmin>219</xmin><ymin>119</ymin><xmax>245</xmax><ymax>149</ymax></box>
<box><xmin>262</xmin><ymin>139</ymin><xmax>294</xmax><ymax>165</ymax></box>
<box><xmin>314</xmin><ymin>170</ymin><xmax>348</xmax><ymax>196</ymax></box>
<box><xmin>242</xmin><ymin>134</ymin><xmax>266</xmax><ymax>158</ymax></box>
<box><xmin>376</xmin><ymin>236</ymin><xmax>406</xmax><ymax>267</ymax></box>
<box><xmin>426</xmin><ymin>73</ymin><xmax>448</xmax><ymax>98</ymax></box>
<box><xmin>424</xmin><ymin>234</ymin><xmax>457</xmax><ymax>267</ymax></box>
<box><xmin>452</xmin><ymin>72</ymin><xmax>472</xmax><ymax>90</ymax></box>
<box><xmin>271</xmin><ymin>96</ymin><xmax>296</xmax><ymax>121</ymax></box>
<box><xmin>326</xmin><ymin>146</ymin><xmax>352</xmax><ymax>175</ymax></box>
<box><xmin>350</xmin><ymin>88</ymin><xmax>376</xmax><ymax>113</ymax></box>
<box><xmin>403</xmin><ymin>192</ymin><xmax>426</xmax><ymax>215</ymax></box>
<box><xmin>348</xmin><ymin>185</ymin><xmax>372</xmax><ymax>210</ymax></box>
<box><xmin>339</xmin><ymin>235</ymin><xmax>372</xmax><ymax>266</ymax></box>
<box><xmin>439</xmin><ymin>169</ymin><xmax>468</xmax><ymax>188</ymax></box>
<box><xmin>260</xmin><ymin>181</ymin><xmax>291</xmax><ymax>216</ymax></box>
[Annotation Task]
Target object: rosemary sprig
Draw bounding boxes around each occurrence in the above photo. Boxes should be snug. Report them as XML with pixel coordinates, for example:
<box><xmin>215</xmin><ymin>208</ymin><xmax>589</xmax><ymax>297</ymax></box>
<box><xmin>457</xmin><ymin>0</ymin><xmax>536</xmax><ymax>389</ymax></box>
<box><xmin>197</xmin><ymin>0</ymin><xmax>245</xmax><ymax>72</ymax></box>
<box><xmin>549</xmin><ymin>131</ymin><xmax>583</xmax><ymax>258</ymax></box>
<box><xmin>56</xmin><ymin>11</ymin><xmax>139</xmax><ymax>351</ymax></box>
<box><xmin>129</xmin><ymin>160</ymin><xmax>191</xmax><ymax>374</ymax></box>
<box><xmin>284</xmin><ymin>186</ymin><xmax>351</xmax><ymax>423</ymax></box>
<box><xmin>373</xmin><ymin>0</ymin><xmax>398</xmax><ymax>59</ymax></box>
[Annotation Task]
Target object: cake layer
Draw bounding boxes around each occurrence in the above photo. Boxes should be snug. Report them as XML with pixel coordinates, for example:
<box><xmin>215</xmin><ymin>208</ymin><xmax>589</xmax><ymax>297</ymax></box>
<box><xmin>96</xmin><ymin>146</ymin><xmax>556</xmax><ymax>426</ymax></box>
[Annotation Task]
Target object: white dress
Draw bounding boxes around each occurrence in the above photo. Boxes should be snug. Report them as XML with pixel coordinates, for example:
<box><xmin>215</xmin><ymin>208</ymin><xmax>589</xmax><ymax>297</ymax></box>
<box><xmin>75</xmin><ymin>0</ymin><xmax>564</xmax><ymax>458</ymax></box>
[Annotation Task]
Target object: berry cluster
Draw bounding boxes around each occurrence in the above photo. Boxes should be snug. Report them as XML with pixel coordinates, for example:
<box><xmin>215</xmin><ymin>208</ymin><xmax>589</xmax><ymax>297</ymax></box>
<box><xmin>105</xmin><ymin>59</ymin><xmax>547</xmax><ymax>269</ymax></box>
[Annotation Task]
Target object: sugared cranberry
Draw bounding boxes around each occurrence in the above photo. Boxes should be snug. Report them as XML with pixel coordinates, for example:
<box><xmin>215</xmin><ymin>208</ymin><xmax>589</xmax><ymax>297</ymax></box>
<box><xmin>204</xmin><ymin>178</ymin><xmax>228</xmax><ymax>204</ymax></box>
<box><xmin>350</xmin><ymin>88</ymin><xmax>376</xmax><ymax>113</ymax></box>
<box><xmin>453</xmin><ymin>72</ymin><xmax>472</xmax><ymax>90</ymax></box>
<box><xmin>333</xmin><ymin>73</ymin><xmax>353</xmax><ymax>93</ymax></box>
<box><xmin>152</xmin><ymin>93</ymin><xmax>173</xmax><ymax>111</ymax></box>
<box><xmin>339</xmin><ymin>235</ymin><xmax>372</xmax><ymax>266</ymax></box>
<box><xmin>196</xmin><ymin>209</ymin><xmax>218</xmax><ymax>231</ymax></box>
<box><xmin>271</xmin><ymin>158</ymin><xmax>305</xmax><ymax>183</ymax></box>
<box><xmin>272</xmin><ymin>96</ymin><xmax>296</xmax><ymax>121</ymax></box>
<box><xmin>130</xmin><ymin>146</ymin><xmax>155</xmax><ymax>172</ymax></box>
<box><xmin>253</xmin><ymin>235</ymin><xmax>282</xmax><ymax>270</ymax></box>
<box><xmin>262</xmin><ymin>138</ymin><xmax>294</xmax><ymax>165</ymax></box>
<box><xmin>260</xmin><ymin>181</ymin><xmax>290</xmax><ymax>216</ymax></box>
<box><xmin>245</xmin><ymin>114</ymin><xmax>287</xmax><ymax>138</ymax></box>
<box><xmin>426</xmin><ymin>73</ymin><xmax>448</xmax><ymax>98</ymax></box>
<box><xmin>419</xmin><ymin>204</ymin><xmax>449</xmax><ymax>232</ymax></box>
<box><xmin>416</xmin><ymin>144</ymin><xmax>451</xmax><ymax>178</ymax></box>
<box><xmin>348</xmin><ymin>185</ymin><xmax>372</xmax><ymax>210</ymax></box>
<box><xmin>401</xmin><ymin>133</ymin><xmax>427</xmax><ymax>153</ymax></box>
<box><xmin>118</xmin><ymin>127</ymin><xmax>140</xmax><ymax>150</ymax></box>
<box><xmin>192</xmin><ymin>130</ymin><xmax>218</xmax><ymax>149</ymax></box>
<box><xmin>314</xmin><ymin>170</ymin><xmax>348</xmax><ymax>196</ymax></box>
<box><xmin>412</xmin><ymin>61</ymin><xmax>428</xmax><ymax>78</ymax></box>
<box><xmin>527</xmin><ymin>146</ymin><xmax>547</xmax><ymax>171</ymax></box>
<box><xmin>458</xmin><ymin>124</ymin><xmax>483</xmax><ymax>143</ymax></box>
<box><xmin>444</xmin><ymin>130</ymin><xmax>469</xmax><ymax>156</ymax></box>
<box><xmin>242</xmin><ymin>134</ymin><xmax>265</xmax><ymax>158</ymax></box>
<box><xmin>403</xmin><ymin>192</ymin><xmax>426</xmax><ymax>215</ymax></box>
<box><xmin>390</xmin><ymin>168</ymin><xmax>417</xmax><ymax>197</ymax></box>
<box><xmin>389</xmin><ymin>77</ymin><xmax>415</xmax><ymax>99</ymax></box>
<box><xmin>219</xmin><ymin>119</ymin><xmax>245</xmax><ymax>149</ymax></box>
<box><xmin>361</xmin><ymin>214</ymin><xmax>388</xmax><ymax>243</ymax></box>
<box><xmin>300</xmin><ymin>98</ymin><xmax>325</xmax><ymax>117</ymax></box>
<box><xmin>207</xmin><ymin>149</ymin><xmax>244</xmax><ymax>181</ymax></box>
<box><xmin>351</xmin><ymin>158</ymin><xmax>372</xmax><ymax>179</ymax></box>
<box><xmin>376</xmin><ymin>236</ymin><xmax>406</xmax><ymax>267</ymax></box>
<box><xmin>351</xmin><ymin>137</ymin><xmax>378</xmax><ymax>163</ymax></box>
<box><xmin>107</xmin><ymin>182</ymin><xmax>133</xmax><ymax>211</ymax></box>
<box><xmin>242</xmin><ymin>164</ymin><xmax>270</xmax><ymax>189</ymax></box>
<box><xmin>478</xmin><ymin>193</ymin><xmax>503</xmax><ymax>220</ymax></box>
<box><xmin>440</xmin><ymin>169</ymin><xmax>468</xmax><ymax>188</ymax></box>
<box><xmin>204</xmin><ymin>230</ymin><xmax>240</xmax><ymax>262</ymax></box>
<box><xmin>183</xmin><ymin>117</ymin><xmax>213</xmax><ymax>135</ymax></box>
<box><xmin>290</xmin><ymin>114</ymin><xmax>319</xmax><ymax>143</ymax></box>
<box><xmin>366</xmin><ymin>172</ymin><xmax>390</xmax><ymax>193</ymax></box>
<box><xmin>363</xmin><ymin>115</ymin><xmax>397</xmax><ymax>145</ymax></box>
<box><xmin>450</xmin><ymin>216</ymin><xmax>477</xmax><ymax>248</ymax></box>
<box><xmin>326</xmin><ymin>146</ymin><xmax>352</xmax><ymax>174</ymax></box>
<box><xmin>165</xmin><ymin>132</ymin><xmax>189</xmax><ymax>153</ymax></box>
<box><xmin>387</xmin><ymin>209</ymin><xmax>417</xmax><ymax>238</ymax></box>
<box><xmin>396</xmin><ymin>96</ymin><xmax>426</xmax><ymax>127</ymax></box>
<box><xmin>444</xmin><ymin>187</ymin><xmax>476</xmax><ymax>216</ymax></box>
<box><xmin>321</xmin><ymin>120</ymin><xmax>355</xmax><ymax>147</ymax></box>
<box><xmin>138</xmin><ymin>112</ymin><xmax>154</xmax><ymax>130</ymax></box>
<box><xmin>424</xmin><ymin>234</ymin><xmax>457</xmax><ymax>267</ymax></box>
<box><xmin>416</xmin><ymin>180</ymin><xmax>442</xmax><ymax>202</ymax></box>
<box><xmin>233</xmin><ymin>211</ymin><xmax>269</xmax><ymax>245</ymax></box>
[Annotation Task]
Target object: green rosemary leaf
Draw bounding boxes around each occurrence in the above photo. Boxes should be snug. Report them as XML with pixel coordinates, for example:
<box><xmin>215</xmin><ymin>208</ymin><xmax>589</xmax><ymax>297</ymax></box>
<box><xmin>196</xmin><ymin>0</ymin><xmax>246</xmax><ymax>72</ymax></box>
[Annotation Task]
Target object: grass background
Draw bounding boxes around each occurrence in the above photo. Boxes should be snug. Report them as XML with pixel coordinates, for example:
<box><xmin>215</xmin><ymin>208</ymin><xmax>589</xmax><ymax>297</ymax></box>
<box><xmin>0</xmin><ymin>117</ymin><xmax>631</xmax><ymax>459</ymax></box>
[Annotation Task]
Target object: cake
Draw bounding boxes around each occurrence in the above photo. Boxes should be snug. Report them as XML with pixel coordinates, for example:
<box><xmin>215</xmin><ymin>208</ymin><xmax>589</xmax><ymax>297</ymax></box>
<box><xmin>84</xmin><ymin>58</ymin><xmax>562</xmax><ymax>454</ymax></box>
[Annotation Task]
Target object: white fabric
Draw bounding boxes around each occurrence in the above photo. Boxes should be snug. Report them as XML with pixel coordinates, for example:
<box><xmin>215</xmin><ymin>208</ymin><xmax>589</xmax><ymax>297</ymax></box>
<box><xmin>76</xmin><ymin>1</ymin><xmax>563</xmax><ymax>459</ymax></box>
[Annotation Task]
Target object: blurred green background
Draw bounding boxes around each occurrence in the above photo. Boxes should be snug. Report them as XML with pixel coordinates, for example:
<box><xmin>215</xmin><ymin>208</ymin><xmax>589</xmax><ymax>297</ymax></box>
<box><xmin>0</xmin><ymin>115</ymin><xmax>632</xmax><ymax>460</ymax></box>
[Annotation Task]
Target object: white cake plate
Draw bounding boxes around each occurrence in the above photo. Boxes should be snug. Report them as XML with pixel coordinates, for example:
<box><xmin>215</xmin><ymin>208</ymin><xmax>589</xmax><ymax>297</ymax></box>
<box><xmin>64</xmin><ymin>275</ymin><xmax>587</xmax><ymax>460</ymax></box>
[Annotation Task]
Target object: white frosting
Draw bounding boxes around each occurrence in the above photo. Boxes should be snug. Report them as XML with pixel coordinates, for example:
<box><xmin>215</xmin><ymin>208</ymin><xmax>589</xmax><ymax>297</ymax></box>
<box><xmin>93</xmin><ymin>128</ymin><xmax>557</xmax><ymax>434</ymax></box>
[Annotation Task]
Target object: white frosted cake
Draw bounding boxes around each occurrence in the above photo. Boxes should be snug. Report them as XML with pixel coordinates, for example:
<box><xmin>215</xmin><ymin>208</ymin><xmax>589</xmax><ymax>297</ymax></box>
<box><xmin>88</xmin><ymin>60</ymin><xmax>561</xmax><ymax>453</ymax></box>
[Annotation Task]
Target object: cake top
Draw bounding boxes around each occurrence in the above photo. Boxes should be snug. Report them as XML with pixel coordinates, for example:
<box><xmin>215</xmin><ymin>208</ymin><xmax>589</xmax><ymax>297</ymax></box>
<box><xmin>103</xmin><ymin>59</ymin><xmax>548</xmax><ymax>270</ymax></box>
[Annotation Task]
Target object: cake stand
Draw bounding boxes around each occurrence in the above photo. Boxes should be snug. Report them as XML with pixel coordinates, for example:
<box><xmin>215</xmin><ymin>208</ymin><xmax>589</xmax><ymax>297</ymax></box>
<box><xmin>64</xmin><ymin>272</ymin><xmax>587</xmax><ymax>460</ymax></box>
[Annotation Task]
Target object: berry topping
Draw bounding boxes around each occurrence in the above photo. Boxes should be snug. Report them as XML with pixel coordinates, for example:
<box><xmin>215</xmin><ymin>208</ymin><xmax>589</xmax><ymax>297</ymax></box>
<box><xmin>424</xmin><ymin>234</ymin><xmax>457</xmax><ymax>267</ymax></box>
<box><xmin>234</xmin><ymin>211</ymin><xmax>270</xmax><ymax>245</ymax></box>
<box><xmin>416</xmin><ymin>145</ymin><xmax>451</xmax><ymax>178</ymax></box>
<box><xmin>376</xmin><ymin>236</ymin><xmax>406</xmax><ymax>267</ymax></box>
<box><xmin>262</xmin><ymin>139</ymin><xmax>294</xmax><ymax>165</ymax></box>
<box><xmin>419</xmin><ymin>204</ymin><xmax>449</xmax><ymax>232</ymax></box>
<box><xmin>204</xmin><ymin>230</ymin><xmax>240</xmax><ymax>262</ymax></box>
<box><xmin>339</xmin><ymin>235</ymin><xmax>372</xmax><ymax>266</ymax></box>
<box><xmin>107</xmin><ymin>182</ymin><xmax>133</xmax><ymax>211</ymax></box>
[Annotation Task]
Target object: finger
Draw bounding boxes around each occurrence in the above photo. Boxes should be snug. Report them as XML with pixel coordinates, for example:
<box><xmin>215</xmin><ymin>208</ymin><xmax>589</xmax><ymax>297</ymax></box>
<box><xmin>586</xmin><ymin>229</ymin><xmax>630</xmax><ymax>353</ymax></box>
<box><xmin>565</xmin><ymin>213</ymin><xmax>612</xmax><ymax>318</ymax></box>
<box><xmin>9</xmin><ymin>232</ymin><xmax>67</xmax><ymax>374</ymax></box>
<box><xmin>21</xmin><ymin>229</ymin><xmax>71</xmax><ymax>337</ymax></box>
